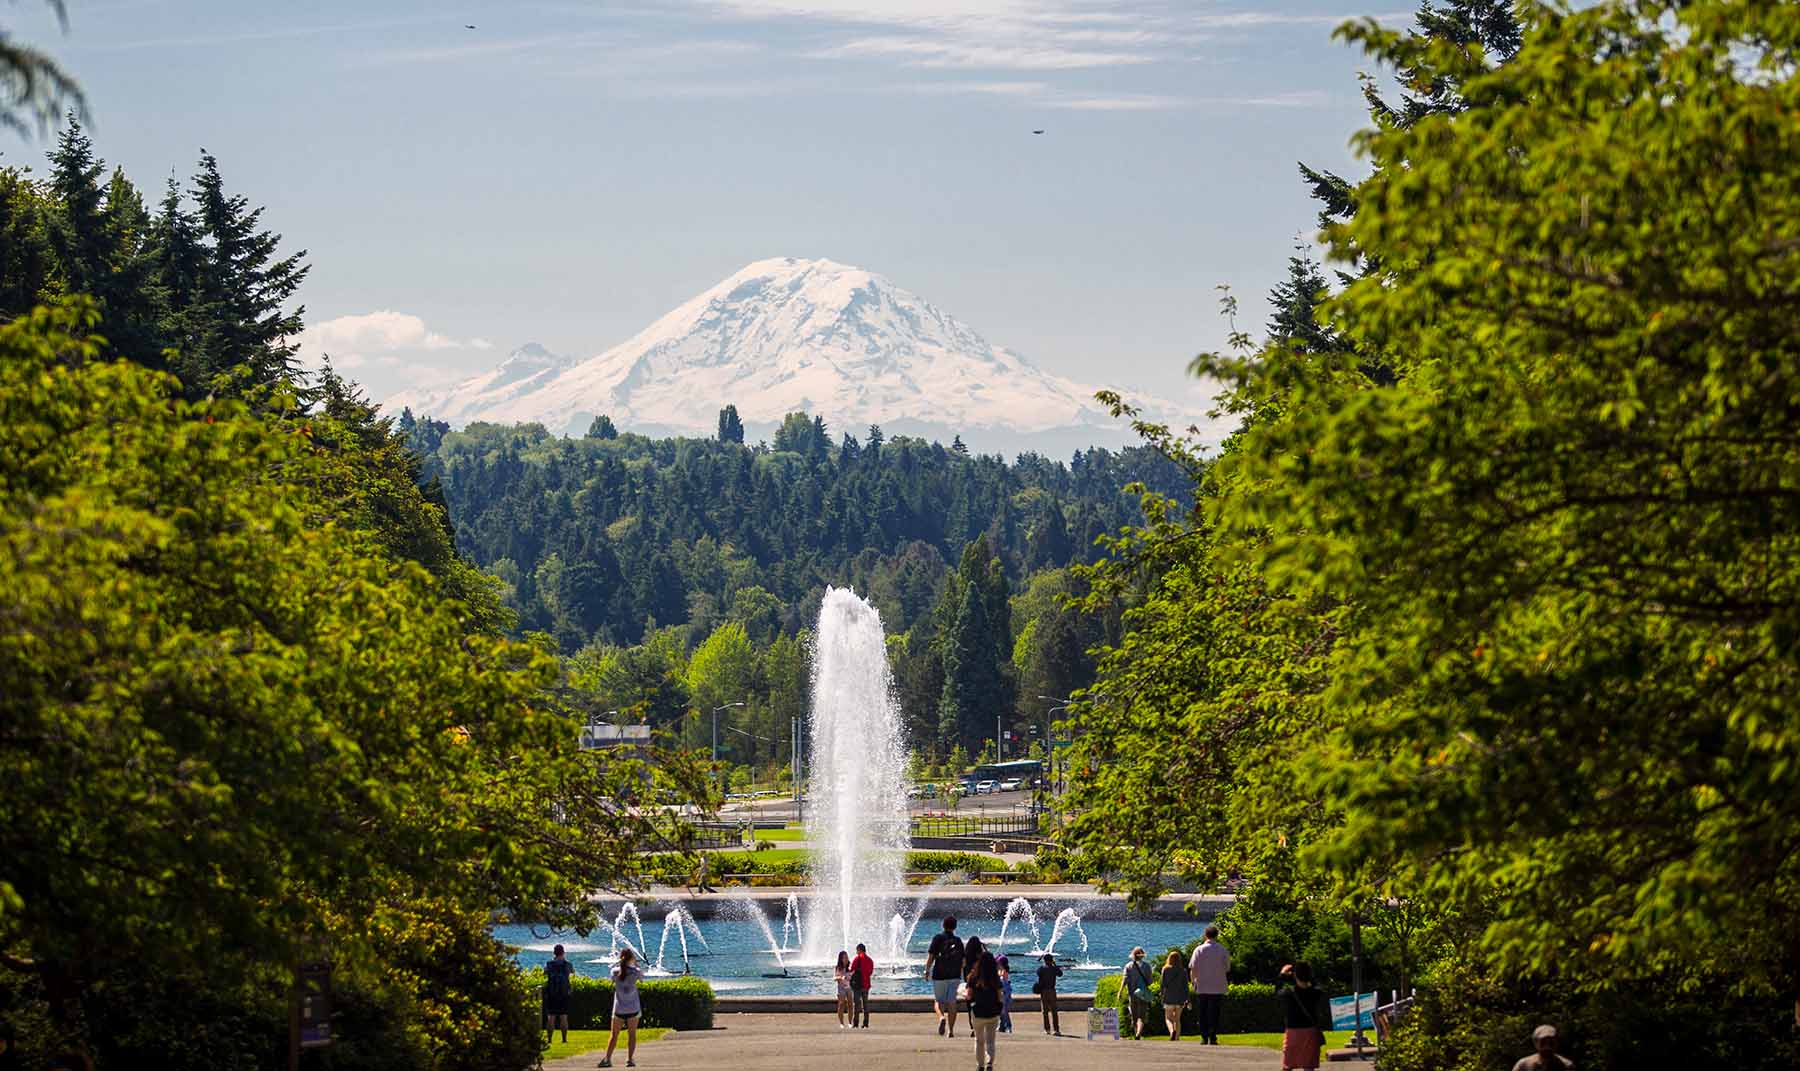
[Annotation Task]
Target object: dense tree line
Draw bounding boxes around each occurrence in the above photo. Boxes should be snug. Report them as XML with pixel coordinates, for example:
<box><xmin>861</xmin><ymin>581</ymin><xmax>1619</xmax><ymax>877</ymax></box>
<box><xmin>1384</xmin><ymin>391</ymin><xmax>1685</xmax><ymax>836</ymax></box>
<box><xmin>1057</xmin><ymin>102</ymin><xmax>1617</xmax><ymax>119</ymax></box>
<box><xmin>405</xmin><ymin>414</ymin><xmax>1156</xmax><ymax>759</ymax></box>
<box><xmin>1065</xmin><ymin>2</ymin><xmax>1800</xmax><ymax>1069</ymax></box>
<box><xmin>0</xmin><ymin>121</ymin><xmax>713</xmax><ymax>1069</ymax></box>
<box><xmin>407</xmin><ymin>413</ymin><xmax>1181</xmax><ymax>649</ymax></box>
<box><xmin>1</xmin><ymin>117</ymin><xmax>307</xmax><ymax>394</ymax></box>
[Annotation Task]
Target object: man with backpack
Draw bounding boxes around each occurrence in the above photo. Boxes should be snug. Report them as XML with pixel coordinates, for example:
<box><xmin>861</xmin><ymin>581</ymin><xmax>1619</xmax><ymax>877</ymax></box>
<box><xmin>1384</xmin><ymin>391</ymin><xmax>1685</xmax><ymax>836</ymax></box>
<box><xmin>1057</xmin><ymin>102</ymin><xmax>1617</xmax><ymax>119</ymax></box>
<box><xmin>923</xmin><ymin>916</ymin><xmax>966</xmax><ymax>1038</ymax></box>
<box><xmin>543</xmin><ymin>944</ymin><xmax>576</xmax><ymax>1044</ymax></box>
<box><xmin>849</xmin><ymin>943</ymin><xmax>875</xmax><ymax>1028</ymax></box>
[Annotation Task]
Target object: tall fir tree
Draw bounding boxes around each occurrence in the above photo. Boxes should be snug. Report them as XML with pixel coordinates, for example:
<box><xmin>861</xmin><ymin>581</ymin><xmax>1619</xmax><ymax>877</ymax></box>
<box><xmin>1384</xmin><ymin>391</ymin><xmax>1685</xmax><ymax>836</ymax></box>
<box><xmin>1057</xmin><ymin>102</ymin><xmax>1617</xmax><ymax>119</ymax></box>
<box><xmin>44</xmin><ymin>116</ymin><xmax>108</xmax><ymax>297</ymax></box>
<box><xmin>190</xmin><ymin>152</ymin><xmax>308</xmax><ymax>389</ymax></box>
<box><xmin>716</xmin><ymin>404</ymin><xmax>745</xmax><ymax>444</ymax></box>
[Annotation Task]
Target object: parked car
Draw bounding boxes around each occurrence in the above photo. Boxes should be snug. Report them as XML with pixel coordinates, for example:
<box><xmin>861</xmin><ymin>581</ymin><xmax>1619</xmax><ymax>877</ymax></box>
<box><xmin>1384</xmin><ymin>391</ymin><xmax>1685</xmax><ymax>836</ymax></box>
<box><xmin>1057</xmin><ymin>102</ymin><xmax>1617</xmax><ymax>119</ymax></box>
<box><xmin>998</xmin><ymin>778</ymin><xmax>1023</xmax><ymax>792</ymax></box>
<box><xmin>975</xmin><ymin>779</ymin><xmax>999</xmax><ymax>794</ymax></box>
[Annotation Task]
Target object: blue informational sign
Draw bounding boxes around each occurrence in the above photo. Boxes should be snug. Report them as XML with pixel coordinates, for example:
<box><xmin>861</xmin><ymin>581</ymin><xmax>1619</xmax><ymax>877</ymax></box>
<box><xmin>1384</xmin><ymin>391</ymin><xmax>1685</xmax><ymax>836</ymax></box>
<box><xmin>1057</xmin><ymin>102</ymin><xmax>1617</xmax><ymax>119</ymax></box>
<box><xmin>1330</xmin><ymin>992</ymin><xmax>1377</xmax><ymax>1031</ymax></box>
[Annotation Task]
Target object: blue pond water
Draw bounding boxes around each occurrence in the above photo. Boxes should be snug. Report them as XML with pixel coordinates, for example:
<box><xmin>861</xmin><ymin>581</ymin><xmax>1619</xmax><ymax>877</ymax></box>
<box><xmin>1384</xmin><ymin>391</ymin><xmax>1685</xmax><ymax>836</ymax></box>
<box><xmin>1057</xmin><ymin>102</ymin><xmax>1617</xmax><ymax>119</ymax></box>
<box><xmin>496</xmin><ymin>897</ymin><xmax>1205</xmax><ymax>997</ymax></box>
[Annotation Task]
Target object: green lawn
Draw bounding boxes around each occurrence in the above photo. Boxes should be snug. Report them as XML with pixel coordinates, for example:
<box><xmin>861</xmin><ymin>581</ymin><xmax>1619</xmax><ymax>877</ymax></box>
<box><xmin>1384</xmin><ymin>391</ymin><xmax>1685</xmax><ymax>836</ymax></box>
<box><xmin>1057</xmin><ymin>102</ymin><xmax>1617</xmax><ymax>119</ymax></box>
<box><xmin>542</xmin><ymin>1027</ymin><xmax>670</xmax><ymax>1061</ymax></box>
<box><xmin>733</xmin><ymin>847</ymin><xmax>808</xmax><ymax>866</ymax></box>
<box><xmin>1199</xmin><ymin>1030</ymin><xmax>1355</xmax><ymax>1050</ymax></box>
<box><xmin>752</xmin><ymin>827</ymin><xmax>808</xmax><ymax>842</ymax></box>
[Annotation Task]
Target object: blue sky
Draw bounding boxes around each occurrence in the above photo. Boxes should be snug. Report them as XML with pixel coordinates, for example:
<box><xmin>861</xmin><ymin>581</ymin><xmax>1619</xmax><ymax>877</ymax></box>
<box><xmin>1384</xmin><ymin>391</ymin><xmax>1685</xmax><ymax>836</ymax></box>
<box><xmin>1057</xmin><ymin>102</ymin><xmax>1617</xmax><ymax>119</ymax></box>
<box><xmin>6</xmin><ymin>0</ymin><xmax>1402</xmax><ymax>410</ymax></box>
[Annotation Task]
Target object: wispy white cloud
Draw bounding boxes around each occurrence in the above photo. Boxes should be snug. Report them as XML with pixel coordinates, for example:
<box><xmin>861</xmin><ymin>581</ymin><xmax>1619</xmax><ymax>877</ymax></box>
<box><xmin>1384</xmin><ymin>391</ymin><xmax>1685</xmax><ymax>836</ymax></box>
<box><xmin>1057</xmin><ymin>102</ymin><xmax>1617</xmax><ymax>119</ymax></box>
<box><xmin>1049</xmin><ymin>93</ymin><xmax>1183</xmax><ymax>111</ymax></box>
<box><xmin>297</xmin><ymin>311</ymin><xmax>487</xmax><ymax>371</ymax></box>
<box><xmin>822</xmin><ymin>35</ymin><xmax>1155</xmax><ymax>70</ymax></box>
<box><xmin>892</xmin><ymin>81</ymin><xmax>1335</xmax><ymax>112</ymax></box>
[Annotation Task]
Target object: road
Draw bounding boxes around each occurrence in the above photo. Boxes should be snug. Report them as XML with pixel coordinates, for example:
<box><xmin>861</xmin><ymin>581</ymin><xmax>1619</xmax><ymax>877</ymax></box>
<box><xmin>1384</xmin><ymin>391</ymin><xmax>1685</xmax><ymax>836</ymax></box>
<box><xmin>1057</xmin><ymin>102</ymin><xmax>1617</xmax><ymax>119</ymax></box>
<box><xmin>726</xmin><ymin>788</ymin><xmax>1040</xmax><ymax>823</ymax></box>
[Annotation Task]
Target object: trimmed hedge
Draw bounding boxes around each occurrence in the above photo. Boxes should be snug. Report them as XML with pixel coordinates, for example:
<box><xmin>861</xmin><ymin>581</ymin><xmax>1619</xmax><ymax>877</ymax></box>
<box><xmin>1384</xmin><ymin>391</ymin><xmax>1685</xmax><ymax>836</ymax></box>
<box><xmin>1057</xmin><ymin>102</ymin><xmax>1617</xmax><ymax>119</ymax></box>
<box><xmin>521</xmin><ymin>970</ymin><xmax>714</xmax><ymax>1031</ymax></box>
<box><xmin>1094</xmin><ymin>975</ymin><xmax>1283</xmax><ymax>1035</ymax></box>
<box><xmin>904</xmin><ymin>850</ymin><xmax>1008</xmax><ymax>874</ymax></box>
<box><xmin>650</xmin><ymin>849</ymin><xmax>1010</xmax><ymax>880</ymax></box>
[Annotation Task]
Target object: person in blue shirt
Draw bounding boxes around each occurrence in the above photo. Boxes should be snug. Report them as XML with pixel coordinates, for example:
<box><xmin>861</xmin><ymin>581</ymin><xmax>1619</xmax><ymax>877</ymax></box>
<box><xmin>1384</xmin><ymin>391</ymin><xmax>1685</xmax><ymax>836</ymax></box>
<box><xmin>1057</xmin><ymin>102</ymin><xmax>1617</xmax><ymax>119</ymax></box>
<box><xmin>543</xmin><ymin>945</ymin><xmax>575</xmax><ymax>1044</ymax></box>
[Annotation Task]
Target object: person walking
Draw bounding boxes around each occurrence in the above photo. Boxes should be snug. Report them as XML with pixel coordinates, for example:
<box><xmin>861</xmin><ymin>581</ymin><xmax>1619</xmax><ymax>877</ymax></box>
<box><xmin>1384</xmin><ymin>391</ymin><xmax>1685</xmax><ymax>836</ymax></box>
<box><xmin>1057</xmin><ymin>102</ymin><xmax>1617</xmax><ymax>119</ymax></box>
<box><xmin>835</xmin><ymin>950</ymin><xmax>854</xmax><ymax>1028</ymax></box>
<box><xmin>924</xmin><ymin>916</ymin><xmax>967</xmax><ymax>1038</ymax></box>
<box><xmin>1159</xmin><ymin>949</ymin><xmax>1190</xmax><ymax>1041</ymax></box>
<box><xmin>544</xmin><ymin>944</ymin><xmax>576</xmax><ymax>1045</ymax></box>
<box><xmin>1187</xmin><ymin>925</ymin><xmax>1230</xmax><ymax>1044</ymax></box>
<box><xmin>598</xmin><ymin>948</ymin><xmax>645</xmax><ymax>1069</ymax></box>
<box><xmin>1511</xmin><ymin>1024</ymin><xmax>1574</xmax><ymax>1071</ymax></box>
<box><xmin>1277</xmin><ymin>962</ymin><xmax>1329</xmax><ymax>1071</ymax></box>
<box><xmin>967</xmin><ymin>948</ymin><xmax>1004</xmax><ymax>1071</ymax></box>
<box><xmin>995</xmin><ymin>954</ymin><xmax>1014</xmax><ymax>1034</ymax></box>
<box><xmin>850</xmin><ymin>943</ymin><xmax>875</xmax><ymax>1028</ymax></box>
<box><xmin>1122</xmin><ymin>947</ymin><xmax>1157</xmax><ymax>1040</ymax></box>
<box><xmin>1034</xmin><ymin>953</ymin><xmax>1065</xmax><ymax>1035</ymax></box>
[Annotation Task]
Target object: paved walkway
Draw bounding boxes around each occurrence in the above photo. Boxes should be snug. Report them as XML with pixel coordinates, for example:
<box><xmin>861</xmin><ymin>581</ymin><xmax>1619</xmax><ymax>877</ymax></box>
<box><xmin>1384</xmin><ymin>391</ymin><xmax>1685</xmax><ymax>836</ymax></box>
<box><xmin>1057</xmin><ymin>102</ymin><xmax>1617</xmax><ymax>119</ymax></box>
<box><xmin>543</xmin><ymin>1012</ymin><xmax>1279</xmax><ymax>1071</ymax></box>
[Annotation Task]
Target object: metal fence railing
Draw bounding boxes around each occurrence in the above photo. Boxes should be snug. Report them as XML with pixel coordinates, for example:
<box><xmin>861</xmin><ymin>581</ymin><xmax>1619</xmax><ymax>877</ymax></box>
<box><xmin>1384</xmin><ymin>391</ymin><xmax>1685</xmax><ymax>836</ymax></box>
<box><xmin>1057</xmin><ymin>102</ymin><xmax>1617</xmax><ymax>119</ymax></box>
<box><xmin>909</xmin><ymin>811</ymin><xmax>1043</xmax><ymax>838</ymax></box>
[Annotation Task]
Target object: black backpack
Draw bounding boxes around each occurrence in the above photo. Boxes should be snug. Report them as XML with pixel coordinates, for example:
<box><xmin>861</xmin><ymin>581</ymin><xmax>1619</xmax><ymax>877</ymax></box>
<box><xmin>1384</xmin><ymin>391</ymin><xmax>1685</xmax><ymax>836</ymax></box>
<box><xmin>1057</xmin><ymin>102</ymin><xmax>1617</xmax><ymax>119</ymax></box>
<box><xmin>939</xmin><ymin>934</ymin><xmax>965</xmax><ymax>977</ymax></box>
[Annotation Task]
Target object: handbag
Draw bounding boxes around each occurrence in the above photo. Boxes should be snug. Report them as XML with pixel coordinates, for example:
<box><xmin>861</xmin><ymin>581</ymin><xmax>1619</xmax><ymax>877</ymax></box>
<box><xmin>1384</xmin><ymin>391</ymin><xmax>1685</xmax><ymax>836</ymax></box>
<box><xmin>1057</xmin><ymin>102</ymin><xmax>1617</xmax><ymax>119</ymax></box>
<box><xmin>1031</xmin><ymin>980</ymin><xmax>1042</xmax><ymax>995</ymax></box>
<box><xmin>1127</xmin><ymin>962</ymin><xmax>1155</xmax><ymax>1003</ymax></box>
<box><xmin>956</xmin><ymin>982</ymin><xmax>971</xmax><ymax>1003</ymax></box>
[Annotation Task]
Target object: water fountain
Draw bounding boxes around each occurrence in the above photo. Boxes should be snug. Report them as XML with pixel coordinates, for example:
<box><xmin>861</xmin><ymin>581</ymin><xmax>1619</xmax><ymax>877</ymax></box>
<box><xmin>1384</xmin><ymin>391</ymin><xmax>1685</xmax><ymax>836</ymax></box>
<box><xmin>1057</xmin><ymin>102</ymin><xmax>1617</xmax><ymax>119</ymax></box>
<box><xmin>1040</xmin><ymin>907</ymin><xmax>1091</xmax><ymax>964</ymax></box>
<box><xmin>654</xmin><ymin>906</ymin><xmax>701</xmax><ymax>974</ymax></box>
<box><xmin>493</xmin><ymin>590</ymin><xmax>1198</xmax><ymax>992</ymax></box>
<box><xmin>780</xmin><ymin>892</ymin><xmax>805</xmax><ymax>953</ymax></box>
<box><xmin>800</xmin><ymin>588</ymin><xmax>910</xmax><ymax>962</ymax></box>
<box><xmin>996</xmin><ymin>896</ymin><xmax>1043</xmax><ymax>952</ymax></box>
<box><xmin>610</xmin><ymin>902</ymin><xmax>649</xmax><ymax>957</ymax></box>
<box><xmin>725</xmin><ymin>894</ymin><xmax>788</xmax><ymax>973</ymax></box>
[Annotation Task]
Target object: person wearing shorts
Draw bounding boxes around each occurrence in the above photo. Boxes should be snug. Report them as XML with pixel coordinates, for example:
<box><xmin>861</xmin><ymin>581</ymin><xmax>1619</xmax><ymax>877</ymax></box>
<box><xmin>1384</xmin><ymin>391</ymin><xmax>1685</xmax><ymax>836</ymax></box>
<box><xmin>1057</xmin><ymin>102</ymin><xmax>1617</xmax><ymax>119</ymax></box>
<box><xmin>924</xmin><ymin>916</ymin><xmax>966</xmax><ymax>1038</ymax></box>
<box><xmin>599</xmin><ymin>948</ymin><xmax>645</xmax><ymax>1068</ymax></box>
<box><xmin>543</xmin><ymin>944</ymin><xmax>575</xmax><ymax>1044</ymax></box>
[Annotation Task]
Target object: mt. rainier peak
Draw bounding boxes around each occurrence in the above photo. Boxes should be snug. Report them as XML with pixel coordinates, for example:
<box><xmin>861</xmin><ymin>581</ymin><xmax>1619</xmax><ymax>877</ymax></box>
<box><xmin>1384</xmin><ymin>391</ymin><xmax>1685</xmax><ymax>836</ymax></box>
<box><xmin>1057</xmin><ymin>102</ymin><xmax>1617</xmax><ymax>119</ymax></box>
<box><xmin>385</xmin><ymin>257</ymin><xmax>1180</xmax><ymax>451</ymax></box>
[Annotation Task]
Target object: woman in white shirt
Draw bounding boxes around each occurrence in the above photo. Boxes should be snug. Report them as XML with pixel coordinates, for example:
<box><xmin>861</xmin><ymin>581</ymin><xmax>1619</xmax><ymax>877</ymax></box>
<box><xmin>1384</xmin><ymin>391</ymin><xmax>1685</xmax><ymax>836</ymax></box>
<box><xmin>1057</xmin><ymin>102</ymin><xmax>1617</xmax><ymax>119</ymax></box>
<box><xmin>599</xmin><ymin>948</ymin><xmax>645</xmax><ymax>1068</ymax></box>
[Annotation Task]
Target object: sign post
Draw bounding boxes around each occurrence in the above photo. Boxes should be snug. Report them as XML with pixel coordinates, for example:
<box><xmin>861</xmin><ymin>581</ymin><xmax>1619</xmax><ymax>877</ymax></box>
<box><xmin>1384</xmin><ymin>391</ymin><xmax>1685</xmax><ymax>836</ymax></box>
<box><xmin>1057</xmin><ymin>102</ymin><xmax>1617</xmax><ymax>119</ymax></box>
<box><xmin>289</xmin><ymin>960</ymin><xmax>333</xmax><ymax>1070</ymax></box>
<box><xmin>1086</xmin><ymin>1006</ymin><xmax>1120</xmax><ymax>1041</ymax></box>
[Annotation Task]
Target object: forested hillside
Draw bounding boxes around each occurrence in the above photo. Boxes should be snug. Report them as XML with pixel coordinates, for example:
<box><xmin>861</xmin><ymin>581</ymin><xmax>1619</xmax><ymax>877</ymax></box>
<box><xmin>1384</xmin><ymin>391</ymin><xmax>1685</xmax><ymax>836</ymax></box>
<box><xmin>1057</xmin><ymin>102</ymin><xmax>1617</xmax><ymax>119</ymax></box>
<box><xmin>404</xmin><ymin>409</ymin><xmax>1183</xmax><ymax>764</ymax></box>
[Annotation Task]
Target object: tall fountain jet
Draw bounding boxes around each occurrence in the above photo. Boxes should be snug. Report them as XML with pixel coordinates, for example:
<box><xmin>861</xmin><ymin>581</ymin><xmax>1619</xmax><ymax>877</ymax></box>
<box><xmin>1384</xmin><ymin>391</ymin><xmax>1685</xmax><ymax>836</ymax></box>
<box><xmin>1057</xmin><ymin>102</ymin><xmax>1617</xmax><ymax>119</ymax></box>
<box><xmin>802</xmin><ymin>588</ymin><xmax>911</xmax><ymax>962</ymax></box>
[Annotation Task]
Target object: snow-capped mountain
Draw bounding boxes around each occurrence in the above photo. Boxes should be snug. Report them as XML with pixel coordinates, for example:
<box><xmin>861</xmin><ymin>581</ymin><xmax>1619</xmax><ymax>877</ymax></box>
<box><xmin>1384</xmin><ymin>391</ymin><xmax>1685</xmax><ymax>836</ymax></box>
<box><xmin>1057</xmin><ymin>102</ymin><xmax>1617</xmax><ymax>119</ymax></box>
<box><xmin>387</xmin><ymin>258</ymin><xmax>1198</xmax><ymax>452</ymax></box>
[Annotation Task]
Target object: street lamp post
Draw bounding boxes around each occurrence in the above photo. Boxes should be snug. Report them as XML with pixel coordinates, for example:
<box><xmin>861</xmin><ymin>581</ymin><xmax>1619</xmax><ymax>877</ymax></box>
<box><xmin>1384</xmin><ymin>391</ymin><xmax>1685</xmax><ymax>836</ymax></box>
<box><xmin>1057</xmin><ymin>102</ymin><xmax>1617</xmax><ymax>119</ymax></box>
<box><xmin>710</xmin><ymin>701</ymin><xmax>746</xmax><ymax>767</ymax></box>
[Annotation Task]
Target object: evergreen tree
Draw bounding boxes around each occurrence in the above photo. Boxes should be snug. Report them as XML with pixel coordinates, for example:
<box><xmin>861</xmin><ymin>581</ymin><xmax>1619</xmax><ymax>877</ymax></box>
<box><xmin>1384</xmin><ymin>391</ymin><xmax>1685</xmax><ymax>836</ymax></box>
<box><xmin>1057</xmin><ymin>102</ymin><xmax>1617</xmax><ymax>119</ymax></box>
<box><xmin>98</xmin><ymin>166</ymin><xmax>162</xmax><ymax>362</ymax></box>
<box><xmin>937</xmin><ymin>536</ymin><xmax>1012</xmax><ymax>753</ymax></box>
<box><xmin>1025</xmin><ymin>506</ymin><xmax>1073</xmax><ymax>572</ymax></box>
<box><xmin>1265</xmin><ymin>251</ymin><xmax>1338</xmax><ymax>355</ymax></box>
<box><xmin>1295</xmin><ymin>1</ymin><xmax>1523</xmax><ymax>238</ymax></box>
<box><xmin>189</xmin><ymin>152</ymin><xmax>309</xmax><ymax>388</ymax></box>
<box><xmin>773</xmin><ymin>412</ymin><xmax>815</xmax><ymax>453</ymax></box>
<box><xmin>146</xmin><ymin>176</ymin><xmax>206</xmax><ymax>379</ymax></box>
<box><xmin>44</xmin><ymin>116</ymin><xmax>107</xmax><ymax>297</ymax></box>
<box><xmin>716</xmin><ymin>404</ymin><xmax>745</xmax><ymax>444</ymax></box>
<box><xmin>586</xmin><ymin>414</ymin><xmax>619</xmax><ymax>440</ymax></box>
<box><xmin>0</xmin><ymin>166</ymin><xmax>51</xmax><ymax>316</ymax></box>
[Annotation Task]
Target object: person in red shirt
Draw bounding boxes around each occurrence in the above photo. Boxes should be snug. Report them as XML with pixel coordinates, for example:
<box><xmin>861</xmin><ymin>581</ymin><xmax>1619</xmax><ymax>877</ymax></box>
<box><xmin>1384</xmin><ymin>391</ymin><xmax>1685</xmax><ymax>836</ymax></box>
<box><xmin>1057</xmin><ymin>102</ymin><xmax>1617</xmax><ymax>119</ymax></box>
<box><xmin>849</xmin><ymin>943</ymin><xmax>876</xmax><ymax>1028</ymax></box>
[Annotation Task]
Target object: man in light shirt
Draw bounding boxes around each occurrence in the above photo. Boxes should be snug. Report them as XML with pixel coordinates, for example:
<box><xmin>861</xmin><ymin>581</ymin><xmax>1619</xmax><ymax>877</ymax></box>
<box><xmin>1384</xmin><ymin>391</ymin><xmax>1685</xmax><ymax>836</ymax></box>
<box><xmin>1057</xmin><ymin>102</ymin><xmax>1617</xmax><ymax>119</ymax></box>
<box><xmin>1187</xmin><ymin>924</ymin><xmax>1230</xmax><ymax>1044</ymax></box>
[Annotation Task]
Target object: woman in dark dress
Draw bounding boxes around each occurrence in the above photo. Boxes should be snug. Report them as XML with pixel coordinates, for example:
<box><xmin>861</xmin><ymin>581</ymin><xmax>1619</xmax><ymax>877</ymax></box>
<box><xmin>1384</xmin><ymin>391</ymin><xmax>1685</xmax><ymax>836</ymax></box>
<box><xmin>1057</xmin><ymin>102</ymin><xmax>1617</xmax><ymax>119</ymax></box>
<box><xmin>1277</xmin><ymin>962</ymin><xmax>1330</xmax><ymax>1071</ymax></box>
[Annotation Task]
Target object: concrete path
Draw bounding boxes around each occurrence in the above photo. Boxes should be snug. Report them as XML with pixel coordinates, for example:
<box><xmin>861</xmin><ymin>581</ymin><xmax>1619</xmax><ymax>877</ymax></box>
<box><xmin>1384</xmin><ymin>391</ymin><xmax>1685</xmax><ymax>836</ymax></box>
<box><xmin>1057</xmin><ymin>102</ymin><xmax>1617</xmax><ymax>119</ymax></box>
<box><xmin>542</xmin><ymin>1012</ymin><xmax>1279</xmax><ymax>1071</ymax></box>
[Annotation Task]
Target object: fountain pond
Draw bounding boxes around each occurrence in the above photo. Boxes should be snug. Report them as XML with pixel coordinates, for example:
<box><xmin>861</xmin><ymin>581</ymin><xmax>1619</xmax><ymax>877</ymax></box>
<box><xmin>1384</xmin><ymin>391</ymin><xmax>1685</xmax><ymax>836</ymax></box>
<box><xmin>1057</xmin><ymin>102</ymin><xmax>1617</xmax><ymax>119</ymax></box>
<box><xmin>495</xmin><ymin>896</ymin><xmax>1203</xmax><ymax>997</ymax></box>
<box><xmin>496</xmin><ymin>590</ymin><xmax>1203</xmax><ymax>995</ymax></box>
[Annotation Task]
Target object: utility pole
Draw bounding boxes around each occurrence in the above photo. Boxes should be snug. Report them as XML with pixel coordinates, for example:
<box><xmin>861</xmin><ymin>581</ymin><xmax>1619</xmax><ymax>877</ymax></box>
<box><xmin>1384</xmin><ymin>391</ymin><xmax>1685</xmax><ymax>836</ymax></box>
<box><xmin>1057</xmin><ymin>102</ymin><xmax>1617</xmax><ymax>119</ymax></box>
<box><xmin>996</xmin><ymin>713</ymin><xmax>1003</xmax><ymax>762</ymax></box>
<box><xmin>711</xmin><ymin>701</ymin><xmax>746</xmax><ymax>767</ymax></box>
